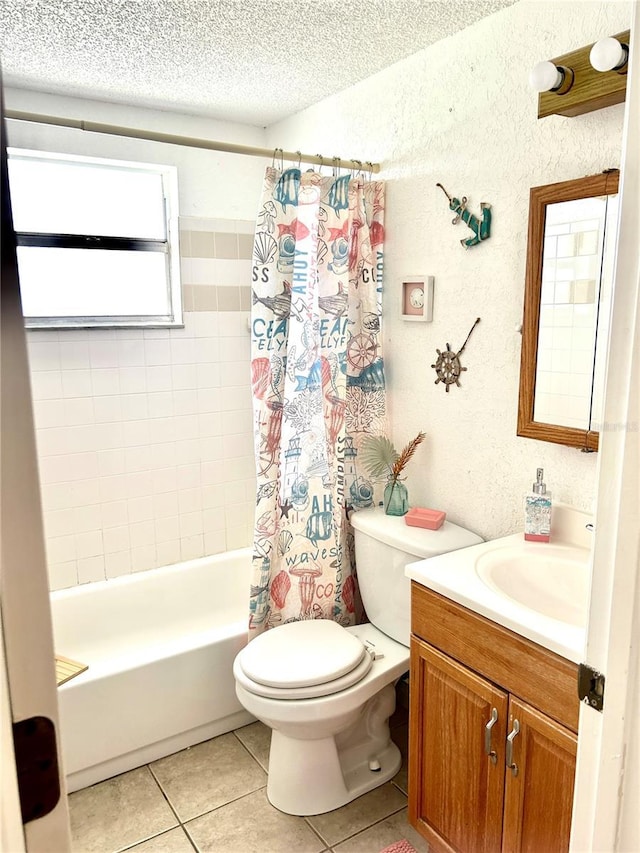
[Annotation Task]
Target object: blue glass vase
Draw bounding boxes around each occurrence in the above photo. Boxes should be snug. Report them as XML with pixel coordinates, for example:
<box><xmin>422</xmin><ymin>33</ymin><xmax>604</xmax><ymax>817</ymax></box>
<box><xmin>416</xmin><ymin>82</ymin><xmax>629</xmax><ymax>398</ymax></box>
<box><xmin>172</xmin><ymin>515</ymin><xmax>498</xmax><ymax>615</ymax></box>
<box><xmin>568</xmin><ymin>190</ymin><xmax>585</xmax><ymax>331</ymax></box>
<box><xmin>383</xmin><ymin>480</ymin><xmax>409</xmax><ymax>516</ymax></box>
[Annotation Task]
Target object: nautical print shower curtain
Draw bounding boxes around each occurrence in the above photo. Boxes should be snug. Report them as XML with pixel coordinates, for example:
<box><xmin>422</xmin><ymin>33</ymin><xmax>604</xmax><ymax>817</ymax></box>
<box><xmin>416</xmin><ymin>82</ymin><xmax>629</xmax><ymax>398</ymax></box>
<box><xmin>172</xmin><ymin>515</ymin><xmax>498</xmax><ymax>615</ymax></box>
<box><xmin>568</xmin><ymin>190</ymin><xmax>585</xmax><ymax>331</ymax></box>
<box><xmin>249</xmin><ymin>167</ymin><xmax>386</xmax><ymax>637</ymax></box>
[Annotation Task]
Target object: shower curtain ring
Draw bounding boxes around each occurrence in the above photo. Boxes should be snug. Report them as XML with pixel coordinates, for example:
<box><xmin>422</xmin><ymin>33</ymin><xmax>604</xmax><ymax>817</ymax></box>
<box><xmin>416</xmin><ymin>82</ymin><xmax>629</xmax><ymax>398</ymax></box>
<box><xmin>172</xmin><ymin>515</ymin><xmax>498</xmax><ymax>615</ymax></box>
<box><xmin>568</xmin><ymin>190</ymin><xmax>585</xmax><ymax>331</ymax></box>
<box><xmin>272</xmin><ymin>147</ymin><xmax>284</xmax><ymax>170</ymax></box>
<box><xmin>332</xmin><ymin>156</ymin><xmax>341</xmax><ymax>177</ymax></box>
<box><xmin>366</xmin><ymin>161</ymin><xmax>374</xmax><ymax>181</ymax></box>
<box><xmin>316</xmin><ymin>154</ymin><xmax>324</xmax><ymax>173</ymax></box>
<box><xmin>296</xmin><ymin>151</ymin><xmax>302</xmax><ymax>169</ymax></box>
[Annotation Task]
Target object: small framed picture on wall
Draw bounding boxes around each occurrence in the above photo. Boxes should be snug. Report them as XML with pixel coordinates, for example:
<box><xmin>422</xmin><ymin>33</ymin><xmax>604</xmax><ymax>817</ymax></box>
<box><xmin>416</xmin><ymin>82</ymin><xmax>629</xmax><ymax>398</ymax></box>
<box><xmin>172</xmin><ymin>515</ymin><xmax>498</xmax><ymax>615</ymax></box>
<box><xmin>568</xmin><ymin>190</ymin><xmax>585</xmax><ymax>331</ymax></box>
<box><xmin>401</xmin><ymin>276</ymin><xmax>434</xmax><ymax>322</ymax></box>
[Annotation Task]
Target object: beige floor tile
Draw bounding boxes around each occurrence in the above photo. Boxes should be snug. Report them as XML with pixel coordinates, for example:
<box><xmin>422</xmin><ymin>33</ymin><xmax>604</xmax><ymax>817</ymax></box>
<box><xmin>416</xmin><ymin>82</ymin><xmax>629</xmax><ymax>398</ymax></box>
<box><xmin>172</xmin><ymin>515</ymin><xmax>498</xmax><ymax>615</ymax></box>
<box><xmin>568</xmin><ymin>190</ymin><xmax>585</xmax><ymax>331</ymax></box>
<box><xmin>69</xmin><ymin>766</ymin><xmax>178</xmax><ymax>853</ymax></box>
<box><xmin>126</xmin><ymin>827</ymin><xmax>195</xmax><ymax>852</ymax></box>
<box><xmin>332</xmin><ymin>807</ymin><xmax>428</xmax><ymax>853</ymax></box>
<box><xmin>233</xmin><ymin>720</ymin><xmax>271</xmax><ymax>771</ymax></box>
<box><xmin>307</xmin><ymin>782</ymin><xmax>407</xmax><ymax>847</ymax></box>
<box><xmin>391</xmin><ymin>723</ymin><xmax>409</xmax><ymax>795</ymax></box>
<box><xmin>150</xmin><ymin>732</ymin><xmax>267</xmax><ymax>822</ymax></box>
<box><xmin>185</xmin><ymin>788</ymin><xmax>326</xmax><ymax>853</ymax></box>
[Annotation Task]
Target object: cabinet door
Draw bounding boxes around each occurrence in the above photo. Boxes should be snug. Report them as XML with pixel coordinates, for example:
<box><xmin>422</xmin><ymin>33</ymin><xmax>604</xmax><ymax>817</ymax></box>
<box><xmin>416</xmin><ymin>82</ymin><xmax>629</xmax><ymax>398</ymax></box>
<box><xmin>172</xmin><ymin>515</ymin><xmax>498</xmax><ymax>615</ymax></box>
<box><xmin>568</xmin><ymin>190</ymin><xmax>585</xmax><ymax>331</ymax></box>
<box><xmin>502</xmin><ymin>697</ymin><xmax>577</xmax><ymax>853</ymax></box>
<box><xmin>409</xmin><ymin>637</ymin><xmax>508</xmax><ymax>853</ymax></box>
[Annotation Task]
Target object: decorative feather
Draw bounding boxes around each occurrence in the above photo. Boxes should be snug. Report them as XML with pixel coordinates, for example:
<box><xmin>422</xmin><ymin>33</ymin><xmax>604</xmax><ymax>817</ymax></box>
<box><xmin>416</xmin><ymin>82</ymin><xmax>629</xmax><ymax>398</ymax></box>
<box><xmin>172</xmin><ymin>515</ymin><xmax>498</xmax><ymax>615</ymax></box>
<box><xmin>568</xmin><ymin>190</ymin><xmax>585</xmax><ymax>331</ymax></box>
<box><xmin>391</xmin><ymin>432</ymin><xmax>426</xmax><ymax>481</ymax></box>
<box><xmin>360</xmin><ymin>435</ymin><xmax>399</xmax><ymax>479</ymax></box>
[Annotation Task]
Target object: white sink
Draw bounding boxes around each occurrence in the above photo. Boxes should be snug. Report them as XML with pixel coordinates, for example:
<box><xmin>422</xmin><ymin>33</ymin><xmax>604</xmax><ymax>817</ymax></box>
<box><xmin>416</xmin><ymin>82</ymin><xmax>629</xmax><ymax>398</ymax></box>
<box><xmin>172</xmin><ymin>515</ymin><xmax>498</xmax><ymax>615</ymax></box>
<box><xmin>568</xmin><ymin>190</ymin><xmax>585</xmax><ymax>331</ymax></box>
<box><xmin>405</xmin><ymin>504</ymin><xmax>592</xmax><ymax>663</ymax></box>
<box><xmin>474</xmin><ymin>545</ymin><xmax>589</xmax><ymax>627</ymax></box>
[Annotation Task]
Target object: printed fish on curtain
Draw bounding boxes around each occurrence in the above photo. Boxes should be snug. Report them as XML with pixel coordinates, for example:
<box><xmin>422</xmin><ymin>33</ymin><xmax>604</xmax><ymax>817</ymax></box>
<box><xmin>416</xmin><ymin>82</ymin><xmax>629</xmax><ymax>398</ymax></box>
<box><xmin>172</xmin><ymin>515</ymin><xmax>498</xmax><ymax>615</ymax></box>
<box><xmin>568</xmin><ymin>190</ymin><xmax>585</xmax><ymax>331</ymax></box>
<box><xmin>249</xmin><ymin>166</ymin><xmax>386</xmax><ymax>637</ymax></box>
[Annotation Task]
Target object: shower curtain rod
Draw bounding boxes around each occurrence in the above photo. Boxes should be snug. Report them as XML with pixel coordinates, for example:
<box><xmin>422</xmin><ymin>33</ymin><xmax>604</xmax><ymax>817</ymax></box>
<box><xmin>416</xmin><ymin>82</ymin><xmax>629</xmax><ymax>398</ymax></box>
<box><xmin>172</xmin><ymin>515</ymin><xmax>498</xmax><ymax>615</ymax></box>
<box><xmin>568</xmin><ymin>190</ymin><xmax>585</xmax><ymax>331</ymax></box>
<box><xmin>5</xmin><ymin>109</ymin><xmax>382</xmax><ymax>174</ymax></box>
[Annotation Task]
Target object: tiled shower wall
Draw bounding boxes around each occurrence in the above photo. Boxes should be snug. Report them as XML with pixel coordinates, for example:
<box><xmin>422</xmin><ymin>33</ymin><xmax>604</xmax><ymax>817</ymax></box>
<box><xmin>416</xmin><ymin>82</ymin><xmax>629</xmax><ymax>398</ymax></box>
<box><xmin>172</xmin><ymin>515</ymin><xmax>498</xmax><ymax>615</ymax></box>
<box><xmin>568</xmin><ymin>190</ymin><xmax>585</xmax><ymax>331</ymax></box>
<box><xmin>26</xmin><ymin>217</ymin><xmax>257</xmax><ymax>591</ymax></box>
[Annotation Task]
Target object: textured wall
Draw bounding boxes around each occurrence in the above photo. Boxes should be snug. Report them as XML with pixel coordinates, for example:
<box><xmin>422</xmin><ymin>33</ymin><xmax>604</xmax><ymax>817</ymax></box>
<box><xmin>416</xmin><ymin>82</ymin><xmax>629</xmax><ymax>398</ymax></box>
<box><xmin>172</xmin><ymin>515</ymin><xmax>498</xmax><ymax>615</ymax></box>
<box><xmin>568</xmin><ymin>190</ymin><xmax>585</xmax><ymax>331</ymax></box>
<box><xmin>267</xmin><ymin>0</ymin><xmax>631</xmax><ymax>540</ymax></box>
<box><xmin>4</xmin><ymin>88</ymin><xmax>268</xmax><ymax>219</ymax></box>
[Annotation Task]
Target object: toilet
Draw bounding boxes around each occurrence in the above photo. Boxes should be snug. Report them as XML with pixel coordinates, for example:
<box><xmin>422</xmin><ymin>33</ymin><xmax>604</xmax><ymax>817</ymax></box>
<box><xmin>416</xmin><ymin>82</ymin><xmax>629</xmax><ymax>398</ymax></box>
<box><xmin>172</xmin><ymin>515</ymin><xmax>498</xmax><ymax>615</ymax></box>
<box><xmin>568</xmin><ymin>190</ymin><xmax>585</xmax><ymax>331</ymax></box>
<box><xmin>233</xmin><ymin>506</ymin><xmax>482</xmax><ymax>816</ymax></box>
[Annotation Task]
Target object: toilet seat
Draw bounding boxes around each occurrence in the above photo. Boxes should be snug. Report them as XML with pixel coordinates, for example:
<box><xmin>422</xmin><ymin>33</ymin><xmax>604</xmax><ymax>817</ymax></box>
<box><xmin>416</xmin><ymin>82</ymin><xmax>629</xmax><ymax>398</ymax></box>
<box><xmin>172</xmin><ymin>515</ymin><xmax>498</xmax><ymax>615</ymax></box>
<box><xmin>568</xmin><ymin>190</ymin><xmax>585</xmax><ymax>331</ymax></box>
<box><xmin>234</xmin><ymin>620</ymin><xmax>374</xmax><ymax>700</ymax></box>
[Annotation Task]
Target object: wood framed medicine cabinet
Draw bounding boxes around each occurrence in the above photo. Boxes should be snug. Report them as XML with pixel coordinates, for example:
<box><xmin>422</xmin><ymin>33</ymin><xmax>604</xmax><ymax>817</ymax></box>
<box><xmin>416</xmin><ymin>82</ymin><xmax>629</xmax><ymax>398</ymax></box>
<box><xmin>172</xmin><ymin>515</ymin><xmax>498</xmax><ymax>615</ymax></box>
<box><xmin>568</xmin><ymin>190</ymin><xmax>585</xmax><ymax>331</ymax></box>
<box><xmin>517</xmin><ymin>170</ymin><xmax>619</xmax><ymax>451</ymax></box>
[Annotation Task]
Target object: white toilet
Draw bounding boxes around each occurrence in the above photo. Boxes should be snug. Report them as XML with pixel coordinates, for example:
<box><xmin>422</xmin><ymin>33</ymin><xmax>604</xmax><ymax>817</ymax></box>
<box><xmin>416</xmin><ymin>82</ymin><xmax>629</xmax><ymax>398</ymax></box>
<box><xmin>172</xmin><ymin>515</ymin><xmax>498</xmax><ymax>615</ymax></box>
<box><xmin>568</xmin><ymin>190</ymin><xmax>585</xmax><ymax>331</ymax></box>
<box><xmin>233</xmin><ymin>506</ymin><xmax>482</xmax><ymax>816</ymax></box>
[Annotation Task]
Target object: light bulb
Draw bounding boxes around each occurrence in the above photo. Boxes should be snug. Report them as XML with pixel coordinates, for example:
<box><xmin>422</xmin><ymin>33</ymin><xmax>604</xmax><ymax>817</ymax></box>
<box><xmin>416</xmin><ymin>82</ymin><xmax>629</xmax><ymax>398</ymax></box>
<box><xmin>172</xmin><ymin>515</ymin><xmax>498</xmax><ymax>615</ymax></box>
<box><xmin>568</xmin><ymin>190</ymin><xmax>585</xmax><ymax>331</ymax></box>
<box><xmin>590</xmin><ymin>37</ymin><xmax>628</xmax><ymax>72</ymax></box>
<box><xmin>529</xmin><ymin>61</ymin><xmax>565</xmax><ymax>93</ymax></box>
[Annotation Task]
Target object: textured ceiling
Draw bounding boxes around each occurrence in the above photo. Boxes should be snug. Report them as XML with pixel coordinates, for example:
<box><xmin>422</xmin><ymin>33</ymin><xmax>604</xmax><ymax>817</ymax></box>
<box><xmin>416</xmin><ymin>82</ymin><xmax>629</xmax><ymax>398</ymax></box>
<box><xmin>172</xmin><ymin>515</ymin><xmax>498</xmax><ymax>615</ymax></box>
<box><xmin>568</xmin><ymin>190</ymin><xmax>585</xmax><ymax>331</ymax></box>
<box><xmin>0</xmin><ymin>0</ymin><xmax>517</xmax><ymax>127</ymax></box>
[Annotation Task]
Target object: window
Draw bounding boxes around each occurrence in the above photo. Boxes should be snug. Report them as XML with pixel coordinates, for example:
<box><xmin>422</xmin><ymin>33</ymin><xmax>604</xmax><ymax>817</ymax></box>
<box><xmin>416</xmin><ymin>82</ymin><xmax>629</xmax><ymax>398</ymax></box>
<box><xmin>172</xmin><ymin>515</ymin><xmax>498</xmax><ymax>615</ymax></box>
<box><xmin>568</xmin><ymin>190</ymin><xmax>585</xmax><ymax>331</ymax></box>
<box><xmin>7</xmin><ymin>149</ymin><xmax>182</xmax><ymax>328</ymax></box>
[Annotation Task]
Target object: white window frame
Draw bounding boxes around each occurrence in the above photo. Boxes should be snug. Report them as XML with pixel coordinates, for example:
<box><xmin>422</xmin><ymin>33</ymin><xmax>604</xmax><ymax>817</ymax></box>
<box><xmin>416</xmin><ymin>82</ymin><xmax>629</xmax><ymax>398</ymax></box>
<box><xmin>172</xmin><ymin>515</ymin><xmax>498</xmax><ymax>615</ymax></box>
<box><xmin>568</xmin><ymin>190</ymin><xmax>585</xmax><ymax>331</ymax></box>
<box><xmin>7</xmin><ymin>148</ymin><xmax>183</xmax><ymax>329</ymax></box>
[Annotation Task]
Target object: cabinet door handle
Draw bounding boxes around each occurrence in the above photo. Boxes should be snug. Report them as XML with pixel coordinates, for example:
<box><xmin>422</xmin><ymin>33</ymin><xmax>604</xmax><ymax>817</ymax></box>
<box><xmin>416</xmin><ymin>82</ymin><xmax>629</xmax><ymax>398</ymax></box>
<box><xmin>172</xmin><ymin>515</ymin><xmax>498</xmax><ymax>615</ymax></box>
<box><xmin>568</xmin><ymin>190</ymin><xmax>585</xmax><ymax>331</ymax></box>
<box><xmin>484</xmin><ymin>708</ymin><xmax>498</xmax><ymax>765</ymax></box>
<box><xmin>506</xmin><ymin>719</ymin><xmax>520</xmax><ymax>776</ymax></box>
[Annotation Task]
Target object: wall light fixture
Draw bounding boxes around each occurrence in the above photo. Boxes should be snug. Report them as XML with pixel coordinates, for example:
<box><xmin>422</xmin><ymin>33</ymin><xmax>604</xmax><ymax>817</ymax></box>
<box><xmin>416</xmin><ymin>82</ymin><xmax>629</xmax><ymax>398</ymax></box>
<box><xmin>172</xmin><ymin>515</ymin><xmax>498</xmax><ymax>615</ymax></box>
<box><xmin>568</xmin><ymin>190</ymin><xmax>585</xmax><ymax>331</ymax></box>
<box><xmin>532</xmin><ymin>29</ymin><xmax>630</xmax><ymax>119</ymax></box>
<box><xmin>590</xmin><ymin>36</ymin><xmax>629</xmax><ymax>72</ymax></box>
<box><xmin>529</xmin><ymin>61</ymin><xmax>574</xmax><ymax>94</ymax></box>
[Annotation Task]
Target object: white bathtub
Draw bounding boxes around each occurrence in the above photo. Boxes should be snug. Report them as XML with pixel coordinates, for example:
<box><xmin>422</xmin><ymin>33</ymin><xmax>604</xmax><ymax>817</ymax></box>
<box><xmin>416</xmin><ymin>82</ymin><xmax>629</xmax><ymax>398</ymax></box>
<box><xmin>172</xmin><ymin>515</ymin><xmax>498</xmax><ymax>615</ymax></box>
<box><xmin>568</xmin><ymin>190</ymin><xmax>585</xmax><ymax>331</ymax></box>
<box><xmin>50</xmin><ymin>549</ymin><xmax>254</xmax><ymax>792</ymax></box>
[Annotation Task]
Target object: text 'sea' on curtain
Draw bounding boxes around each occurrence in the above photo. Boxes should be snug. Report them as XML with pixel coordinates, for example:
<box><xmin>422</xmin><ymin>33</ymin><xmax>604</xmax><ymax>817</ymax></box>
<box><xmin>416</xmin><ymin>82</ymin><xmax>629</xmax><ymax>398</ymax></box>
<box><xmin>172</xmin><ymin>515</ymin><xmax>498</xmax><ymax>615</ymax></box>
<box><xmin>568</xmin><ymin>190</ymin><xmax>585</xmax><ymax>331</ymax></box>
<box><xmin>249</xmin><ymin>167</ymin><xmax>387</xmax><ymax>636</ymax></box>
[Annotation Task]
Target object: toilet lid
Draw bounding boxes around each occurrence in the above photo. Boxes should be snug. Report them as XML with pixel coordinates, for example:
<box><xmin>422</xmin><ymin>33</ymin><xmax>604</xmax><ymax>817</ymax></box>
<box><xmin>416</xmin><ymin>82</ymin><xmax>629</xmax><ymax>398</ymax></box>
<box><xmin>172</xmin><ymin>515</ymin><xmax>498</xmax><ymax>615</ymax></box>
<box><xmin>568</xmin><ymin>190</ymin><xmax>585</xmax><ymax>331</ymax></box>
<box><xmin>234</xmin><ymin>645</ymin><xmax>373</xmax><ymax>700</ymax></box>
<box><xmin>238</xmin><ymin>619</ymin><xmax>367</xmax><ymax>689</ymax></box>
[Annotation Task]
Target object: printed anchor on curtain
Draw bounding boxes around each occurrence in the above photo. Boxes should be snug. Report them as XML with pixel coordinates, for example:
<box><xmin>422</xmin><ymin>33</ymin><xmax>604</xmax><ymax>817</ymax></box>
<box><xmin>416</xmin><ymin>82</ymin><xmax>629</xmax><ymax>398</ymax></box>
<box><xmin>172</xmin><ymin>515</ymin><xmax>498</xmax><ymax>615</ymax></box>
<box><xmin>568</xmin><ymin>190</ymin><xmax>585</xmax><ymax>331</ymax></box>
<box><xmin>249</xmin><ymin>166</ymin><xmax>386</xmax><ymax>636</ymax></box>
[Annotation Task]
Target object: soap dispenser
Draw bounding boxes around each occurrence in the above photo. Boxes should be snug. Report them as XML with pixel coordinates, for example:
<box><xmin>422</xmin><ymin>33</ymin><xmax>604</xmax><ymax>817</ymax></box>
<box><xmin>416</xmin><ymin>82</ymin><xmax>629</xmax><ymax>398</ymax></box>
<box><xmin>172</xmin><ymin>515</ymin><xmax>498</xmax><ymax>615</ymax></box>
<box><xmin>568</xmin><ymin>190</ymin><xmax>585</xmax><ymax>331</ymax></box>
<box><xmin>524</xmin><ymin>468</ymin><xmax>552</xmax><ymax>542</ymax></box>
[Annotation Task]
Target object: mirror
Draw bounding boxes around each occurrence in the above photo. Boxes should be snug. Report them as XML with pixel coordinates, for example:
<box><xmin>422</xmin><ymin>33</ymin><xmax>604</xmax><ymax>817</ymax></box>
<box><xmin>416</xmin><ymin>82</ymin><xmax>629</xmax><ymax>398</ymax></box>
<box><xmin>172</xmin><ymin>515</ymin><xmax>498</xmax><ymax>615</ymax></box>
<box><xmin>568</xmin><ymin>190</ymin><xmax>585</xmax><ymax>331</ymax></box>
<box><xmin>518</xmin><ymin>171</ymin><xmax>619</xmax><ymax>451</ymax></box>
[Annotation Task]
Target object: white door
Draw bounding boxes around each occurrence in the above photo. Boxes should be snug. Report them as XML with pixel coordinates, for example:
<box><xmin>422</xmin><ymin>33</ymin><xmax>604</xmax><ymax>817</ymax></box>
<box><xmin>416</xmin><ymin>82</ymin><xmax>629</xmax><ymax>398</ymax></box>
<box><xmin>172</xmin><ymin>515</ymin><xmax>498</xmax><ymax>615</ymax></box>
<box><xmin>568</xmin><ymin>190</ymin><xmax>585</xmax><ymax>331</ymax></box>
<box><xmin>1</xmin><ymin>91</ymin><xmax>71</xmax><ymax>850</ymax></box>
<box><xmin>570</xmin><ymin>4</ymin><xmax>640</xmax><ymax>851</ymax></box>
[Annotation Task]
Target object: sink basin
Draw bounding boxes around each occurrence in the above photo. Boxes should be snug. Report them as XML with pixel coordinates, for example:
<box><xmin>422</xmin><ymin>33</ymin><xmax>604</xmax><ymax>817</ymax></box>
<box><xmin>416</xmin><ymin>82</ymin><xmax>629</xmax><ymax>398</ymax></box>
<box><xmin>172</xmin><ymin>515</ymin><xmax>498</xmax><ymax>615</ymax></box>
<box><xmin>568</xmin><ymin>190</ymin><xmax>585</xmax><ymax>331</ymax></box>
<box><xmin>405</xmin><ymin>504</ymin><xmax>594</xmax><ymax>662</ymax></box>
<box><xmin>475</xmin><ymin>546</ymin><xmax>589</xmax><ymax>627</ymax></box>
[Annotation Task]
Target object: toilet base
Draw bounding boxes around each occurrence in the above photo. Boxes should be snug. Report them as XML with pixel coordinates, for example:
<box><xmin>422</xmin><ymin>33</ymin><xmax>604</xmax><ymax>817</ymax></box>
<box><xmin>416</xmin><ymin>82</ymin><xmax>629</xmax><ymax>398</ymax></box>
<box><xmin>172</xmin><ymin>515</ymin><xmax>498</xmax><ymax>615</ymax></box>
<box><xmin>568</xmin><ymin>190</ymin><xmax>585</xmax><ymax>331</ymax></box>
<box><xmin>266</xmin><ymin>683</ymin><xmax>401</xmax><ymax>816</ymax></box>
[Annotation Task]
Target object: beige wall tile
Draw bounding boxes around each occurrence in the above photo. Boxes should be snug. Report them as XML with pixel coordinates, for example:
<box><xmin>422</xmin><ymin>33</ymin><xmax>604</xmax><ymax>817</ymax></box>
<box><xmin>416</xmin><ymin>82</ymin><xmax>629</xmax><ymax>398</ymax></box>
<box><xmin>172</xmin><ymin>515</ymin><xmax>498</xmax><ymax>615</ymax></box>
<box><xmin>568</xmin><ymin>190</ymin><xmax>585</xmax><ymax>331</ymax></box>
<box><xmin>182</xmin><ymin>285</ymin><xmax>195</xmax><ymax>312</ymax></box>
<box><xmin>218</xmin><ymin>287</ymin><xmax>241</xmax><ymax>311</ymax></box>
<box><xmin>240</xmin><ymin>286</ymin><xmax>251</xmax><ymax>311</ymax></box>
<box><xmin>193</xmin><ymin>285</ymin><xmax>218</xmax><ymax>312</ymax></box>
<box><xmin>178</xmin><ymin>231</ymin><xmax>190</xmax><ymax>258</ymax></box>
<box><xmin>238</xmin><ymin>234</ymin><xmax>254</xmax><ymax>260</ymax></box>
<box><xmin>214</xmin><ymin>232</ymin><xmax>239</xmax><ymax>259</ymax></box>
<box><xmin>189</xmin><ymin>230</ymin><xmax>215</xmax><ymax>258</ymax></box>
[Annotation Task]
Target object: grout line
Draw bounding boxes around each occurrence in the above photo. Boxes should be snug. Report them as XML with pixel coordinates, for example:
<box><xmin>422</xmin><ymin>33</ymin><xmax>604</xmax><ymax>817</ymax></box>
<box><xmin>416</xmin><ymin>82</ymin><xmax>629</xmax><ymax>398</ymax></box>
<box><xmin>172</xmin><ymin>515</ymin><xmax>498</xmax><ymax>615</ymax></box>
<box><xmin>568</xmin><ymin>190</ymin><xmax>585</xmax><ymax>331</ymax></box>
<box><xmin>146</xmin><ymin>762</ymin><xmax>184</xmax><ymax>825</ymax></box>
<box><xmin>391</xmin><ymin>778</ymin><xmax>408</xmax><ymax>796</ymax></box>
<box><xmin>303</xmin><ymin>816</ymin><xmax>333</xmax><ymax>848</ymax></box>
<box><xmin>320</xmin><ymin>800</ymin><xmax>409</xmax><ymax>849</ymax></box>
<box><xmin>180</xmin><ymin>822</ymin><xmax>201</xmax><ymax>853</ymax></box>
<box><xmin>232</xmin><ymin>727</ymin><xmax>270</xmax><ymax>772</ymax></box>
<box><xmin>179</xmin><ymin>782</ymin><xmax>268</xmax><ymax>825</ymax></box>
<box><xmin>115</xmin><ymin>826</ymin><xmax>192</xmax><ymax>853</ymax></box>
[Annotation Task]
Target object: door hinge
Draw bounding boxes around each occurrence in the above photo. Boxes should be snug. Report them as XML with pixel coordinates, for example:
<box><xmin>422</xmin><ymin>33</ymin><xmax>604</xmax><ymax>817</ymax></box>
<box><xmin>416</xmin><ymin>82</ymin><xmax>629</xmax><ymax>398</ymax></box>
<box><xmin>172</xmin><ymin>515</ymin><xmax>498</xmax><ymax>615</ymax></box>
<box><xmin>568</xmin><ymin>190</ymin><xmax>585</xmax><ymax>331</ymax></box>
<box><xmin>12</xmin><ymin>716</ymin><xmax>61</xmax><ymax>823</ymax></box>
<box><xmin>578</xmin><ymin>663</ymin><xmax>605</xmax><ymax>711</ymax></box>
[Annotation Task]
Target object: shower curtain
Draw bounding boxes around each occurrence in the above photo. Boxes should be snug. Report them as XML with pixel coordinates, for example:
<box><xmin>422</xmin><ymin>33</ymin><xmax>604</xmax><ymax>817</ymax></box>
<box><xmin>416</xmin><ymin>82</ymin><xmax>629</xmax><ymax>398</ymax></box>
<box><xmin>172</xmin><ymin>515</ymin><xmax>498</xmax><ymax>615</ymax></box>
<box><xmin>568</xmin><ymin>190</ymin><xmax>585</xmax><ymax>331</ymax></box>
<box><xmin>249</xmin><ymin>166</ymin><xmax>386</xmax><ymax>636</ymax></box>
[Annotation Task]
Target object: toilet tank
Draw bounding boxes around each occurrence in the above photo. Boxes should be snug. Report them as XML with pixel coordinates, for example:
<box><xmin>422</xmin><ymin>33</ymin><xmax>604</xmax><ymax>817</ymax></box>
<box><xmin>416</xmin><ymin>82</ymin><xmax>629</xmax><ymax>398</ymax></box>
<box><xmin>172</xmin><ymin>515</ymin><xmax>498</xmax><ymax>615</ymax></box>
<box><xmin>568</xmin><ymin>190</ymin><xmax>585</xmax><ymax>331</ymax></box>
<box><xmin>350</xmin><ymin>507</ymin><xmax>482</xmax><ymax>646</ymax></box>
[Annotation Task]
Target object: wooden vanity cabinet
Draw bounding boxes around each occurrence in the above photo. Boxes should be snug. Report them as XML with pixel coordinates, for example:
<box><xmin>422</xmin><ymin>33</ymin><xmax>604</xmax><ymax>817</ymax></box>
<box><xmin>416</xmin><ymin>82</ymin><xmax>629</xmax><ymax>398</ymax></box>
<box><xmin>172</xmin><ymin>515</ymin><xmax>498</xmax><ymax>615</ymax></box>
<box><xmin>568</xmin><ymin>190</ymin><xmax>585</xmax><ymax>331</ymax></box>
<box><xmin>409</xmin><ymin>583</ymin><xmax>579</xmax><ymax>853</ymax></box>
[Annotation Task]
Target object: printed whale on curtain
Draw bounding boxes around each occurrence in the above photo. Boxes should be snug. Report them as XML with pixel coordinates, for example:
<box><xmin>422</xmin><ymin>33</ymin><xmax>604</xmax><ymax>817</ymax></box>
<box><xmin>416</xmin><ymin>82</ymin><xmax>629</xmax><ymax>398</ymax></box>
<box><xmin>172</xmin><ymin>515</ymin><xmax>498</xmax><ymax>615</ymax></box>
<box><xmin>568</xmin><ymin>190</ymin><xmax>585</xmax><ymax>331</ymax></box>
<box><xmin>249</xmin><ymin>166</ymin><xmax>387</xmax><ymax>636</ymax></box>
<box><xmin>318</xmin><ymin>281</ymin><xmax>348</xmax><ymax>317</ymax></box>
<box><xmin>252</xmin><ymin>280</ymin><xmax>292</xmax><ymax>319</ymax></box>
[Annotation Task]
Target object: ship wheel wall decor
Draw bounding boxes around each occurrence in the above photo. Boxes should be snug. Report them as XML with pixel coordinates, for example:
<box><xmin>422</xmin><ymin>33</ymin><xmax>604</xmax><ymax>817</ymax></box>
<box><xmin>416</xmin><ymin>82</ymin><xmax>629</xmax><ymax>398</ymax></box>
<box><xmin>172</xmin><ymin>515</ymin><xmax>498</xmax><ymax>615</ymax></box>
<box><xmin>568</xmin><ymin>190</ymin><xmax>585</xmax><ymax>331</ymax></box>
<box><xmin>431</xmin><ymin>317</ymin><xmax>481</xmax><ymax>392</ymax></box>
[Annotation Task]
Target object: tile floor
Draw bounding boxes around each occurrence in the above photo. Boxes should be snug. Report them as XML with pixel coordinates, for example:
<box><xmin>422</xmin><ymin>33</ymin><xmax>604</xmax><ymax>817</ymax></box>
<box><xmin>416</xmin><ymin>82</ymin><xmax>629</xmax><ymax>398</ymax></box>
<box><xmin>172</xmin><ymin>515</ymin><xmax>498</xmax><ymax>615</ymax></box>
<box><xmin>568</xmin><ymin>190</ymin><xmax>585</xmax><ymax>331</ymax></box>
<box><xmin>68</xmin><ymin>703</ymin><xmax>428</xmax><ymax>853</ymax></box>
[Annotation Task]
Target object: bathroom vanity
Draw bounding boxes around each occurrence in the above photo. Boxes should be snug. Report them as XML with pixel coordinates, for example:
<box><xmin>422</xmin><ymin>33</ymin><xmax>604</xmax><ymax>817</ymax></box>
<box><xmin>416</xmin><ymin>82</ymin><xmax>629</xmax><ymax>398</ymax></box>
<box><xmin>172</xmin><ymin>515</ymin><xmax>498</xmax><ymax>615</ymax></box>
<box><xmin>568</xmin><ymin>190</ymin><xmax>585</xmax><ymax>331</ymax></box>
<box><xmin>406</xmin><ymin>506</ymin><xmax>590</xmax><ymax>853</ymax></box>
<box><xmin>408</xmin><ymin>584</ymin><xmax>577</xmax><ymax>852</ymax></box>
